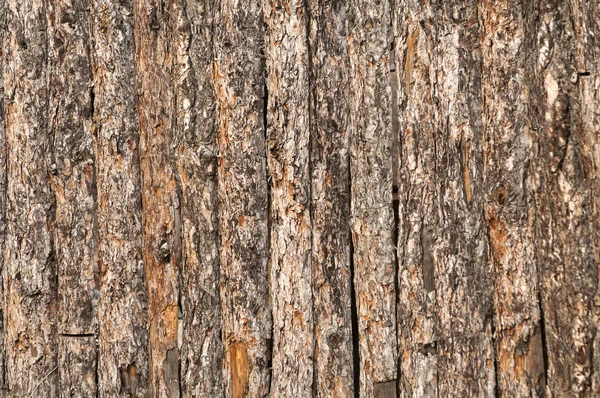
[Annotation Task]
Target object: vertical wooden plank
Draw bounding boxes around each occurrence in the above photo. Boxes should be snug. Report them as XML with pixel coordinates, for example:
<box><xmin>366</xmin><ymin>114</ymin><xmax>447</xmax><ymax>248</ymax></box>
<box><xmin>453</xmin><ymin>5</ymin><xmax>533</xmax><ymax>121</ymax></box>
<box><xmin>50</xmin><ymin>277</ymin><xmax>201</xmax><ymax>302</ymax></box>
<box><xmin>133</xmin><ymin>1</ymin><xmax>180</xmax><ymax>396</ymax></box>
<box><xmin>531</xmin><ymin>0</ymin><xmax>600</xmax><ymax>395</ymax></box>
<box><xmin>58</xmin><ymin>336</ymin><xmax>98</xmax><ymax>397</ymax></box>
<box><xmin>263</xmin><ymin>0</ymin><xmax>314</xmax><ymax>395</ymax></box>
<box><xmin>3</xmin><ymin>0</ymin><xmax>58</xmax><ymax>395</ymax></box>
<box><xmin>173</xmin><ymin>0</ymin><xmax>224</xmax><ymax>395</ymax></box>
<box><xmin>347</xmin><ymin>0</ymin><xmax>397</xmax><ymax>394</ymax></box>
<box><xmin>0</xmin><ymin>0</ymin><xmax>7</xmax><ymax>392</ymax></box>
<box><xmin>89</xmin><ymin>0</ymin><xmax>149</xmax><ymax>395</ymax></box>
<box><xmin>213</xmin><ymin>0</ymin><xmax>271</xmax><ymax>396</ymax></box>
<box><xmin>479</xmin><ymin>1</ymin><xmax>546</xmax><ymax>396</ymax></box>
<box><xmin>46</xmin><ymin>0</ymin><xmax>98</xmax><ymax>394</ymax></box>
<box><xmin>394</xmin><ymin>1</ymin><xmax>495</xmax><ymax>396</ymax></box>
<box><xmin>307</xmin><ymin>0</ymin><xmax>354</xmax><ymax>396</ymax></box>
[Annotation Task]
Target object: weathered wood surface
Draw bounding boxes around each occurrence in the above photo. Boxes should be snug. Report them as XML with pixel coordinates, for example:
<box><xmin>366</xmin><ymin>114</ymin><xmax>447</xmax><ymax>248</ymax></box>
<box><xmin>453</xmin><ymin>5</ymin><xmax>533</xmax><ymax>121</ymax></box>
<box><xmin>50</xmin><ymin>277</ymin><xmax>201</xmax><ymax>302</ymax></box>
<box><xmin>395</xmin><ymin>1</ymin><xmax>495</xmax><ymax>396</ymax></box>
<box><xmin>173</xmin><ymin>0</ymin><xmax>225</xmax><ymax>396</ymax></box>
<box><xmin>3</xmin><ymin>0</ymin><xmax>58</xmax><ymax>395</ymax></box>
<box><xmin>308</xmin><ymin>0</ymin><xmax>354</xmax><ymax>396</ymax></box>
<box><xmin>90</xmin><ymin>0</ymin><xmax>149</xmax><ymax>395</ymax></box>
<box><xmin>134</xmin><ymin>0</ymin><xmax>180</xmax><ymax>396</ymax></box>
<box><xmin>214</xmin><ymin>0</ymin><xmax>271</xmax><ymax>396</ymax></box>
<box><xmin>263</xmin><ymin>0</ymin><xmax>314</xmax><ymax>395</ymax></box>
<box><xmin>0</xmin><ymin>0</ymin><xmax>598</xmax><ymax>396</ymax></box>
<box><xmin>348</xmin><ymin>0</ymin><xmax>397</xmax><ymax>394</ymax></box>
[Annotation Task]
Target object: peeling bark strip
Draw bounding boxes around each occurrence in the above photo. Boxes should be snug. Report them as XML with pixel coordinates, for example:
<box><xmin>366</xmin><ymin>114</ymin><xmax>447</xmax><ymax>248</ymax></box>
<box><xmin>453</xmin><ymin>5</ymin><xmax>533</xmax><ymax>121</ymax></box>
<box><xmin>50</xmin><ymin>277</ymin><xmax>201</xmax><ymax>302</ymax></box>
<box><xmin>3</xmin><ymin>0</ymin><xmax>59</xmax><ymax>395</ymax></box>
<box><xmin>0</xmin><ymin>0</ymin><xmax>7</xmax><ymax>391</ymax></box>
<box><xmin>133</xmin><ymin>1</ymin><xmax>180</xmax><ymax>397</ymax></box>
<box><xmin>90</xmin><ymin>0</ymin><xmax>149</xmax><ymax>395</ymax></box>
<box><xmin>263</xmin><ymin>0</ymin><xmax>314</xmax><ymax>395</ymax></box>
<box><xmin>394</xmin><ymin>1</ymin><xmax>495</xmax><ymax>396</ymax></box>
<box><xmin>479</xmin><ymin>1</ymin><xmax>546</xmax><ymax>396</ymax></box>
<box><xmin>213</xmin><ymin>0</ymin><xmax>271</xmax><ymax>396</ymax></box>
<box><xmin>307</xmin><ymin>0</ymin><xmax>354</xmax><ymax>396</ymax></box>
<box><xmin>347</xmin><ymin>0</ymin><xmax>397</xmax><ymax>394</ymax></box>
<box><xmin>173</xmin><ymin>0</ymin><xmax>224</xmax><ymax>395</ymax></box>
<box><xmin>47</xmin><ymin>0</ymin><xmax>98</xmax><ymax>394</ymax></box>
<box><xmin>530</xmin><ymin>0</ymin><xmax>600</xmax><ymax>395</ymax></box>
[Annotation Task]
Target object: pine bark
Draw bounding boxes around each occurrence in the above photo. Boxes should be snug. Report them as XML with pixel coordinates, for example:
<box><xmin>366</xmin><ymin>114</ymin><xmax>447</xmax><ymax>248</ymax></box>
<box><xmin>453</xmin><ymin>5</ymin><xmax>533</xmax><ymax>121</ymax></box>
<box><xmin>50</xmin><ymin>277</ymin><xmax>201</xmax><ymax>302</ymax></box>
<box><xmin>263</xmin><ymin>0</ymin><xmax>314</xmax><ymax>395</ymax></box>
<box><xmin>347</xmin><ymin>0</ymin><xmax>398</xmax><ymax>395</ymax></box>
<box><xmin>173</xmin><ymin>0</ymin><xmax>225</xmax><ymax>395</ymax></box>
<box><xmin>479</xmin><ymin>2</ymin><xmax>546</xmax><ymax>396</ymax></box>
<box><xmin>47</xmin><ymin>0</ymin><xmax>98</xmax><ymax>395</ymax></box>
<box><xmin>3</xmin><ymin>0</ymin><xmax>58</xmax><ymax>395</ymax></box>
<box><xmin>213</xmin><ymin>0</ymin><xmax>271</xmax><ymax>396</ymax></box>
<box><xmin>90</xmin><ymin>0</ymin><xmax>149</xmax><ymax>395</ymax></box>
<box><xmin>133</xmin><ymin>0</ymin><xmax>181</xmax><ymax>396</ymax></box>
<box><xmin>394</xmin><ymin>1</ymin><xmax>495</xmax><ymax>396</ymax></box>
<box><xmin>0</xmin><ymin>1</ymin><xmax>597</xmax><ymax>396</ymax></box>
<box><xmin>308</xmin><ymin>0</ymin><xmax>354</xmax><ymax>396</ymax></box>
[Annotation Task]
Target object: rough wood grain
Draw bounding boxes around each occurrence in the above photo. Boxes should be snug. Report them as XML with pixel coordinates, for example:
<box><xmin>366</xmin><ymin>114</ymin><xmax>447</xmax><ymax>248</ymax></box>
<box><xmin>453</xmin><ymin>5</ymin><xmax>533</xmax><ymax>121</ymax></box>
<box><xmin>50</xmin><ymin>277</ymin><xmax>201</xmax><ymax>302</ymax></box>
<box><xmin>213</xmin><ymin>0</ymin><xmax>271</xmax><ymax>396</ymax></box>
<box><xmin>394</xmin><ymin>1</ymin><xmax>496</xmax><ymax>396</ymax></box>
<box><xmin>529</xmin><ymin>0</ymin><xmax>600</xmax><ymax>396</ymax></box>
<box><xmin>347</xmin><ymin>0</ymin><xmax>397</xmax><ymax>394</ymax></box>
<box><xmin>479</xmin><ymin>1</ymin><xmax>546</xmax><ymax>396</ymax></box>
<box><xmin>172</xmin><ymin>0</ymin><xmax>224</xmax><ymax>395</ymax></box>
<box><xmin>58</xmin><ymin>335</ymin><xmax>97</xmax><ymax>397</ymax></box>
<box><xmin>263</xmin><ymin>0</ymin><xmax>314</xmax><ymax>395</ymax></box>
<box><xmin>3</xmin><ymin>0</ymin><xmax>58</xmax><ymax>395</ymax></box>
<box><xmin>133</xmin><ymin>1</ymin><xmax>180</xmax><ymax>396</ymax></box>
<box><xmin>90</xmin><ymin>0</ymin><xmax>149</xmax><ymax>395</ymax></box>
<box><xmin>0</xmin><ymin>0</ymin><xmax>7</xmax><ymax>392</ymax></box>
<box><xmin>47</xmin><ymin>0</ymin><xmax>98</xmax><ymax>395</ymax></box>
<box><xmin>307</xmin><ymin>0</ymin><xmax>354</xmax><ymax>396</ymax></box>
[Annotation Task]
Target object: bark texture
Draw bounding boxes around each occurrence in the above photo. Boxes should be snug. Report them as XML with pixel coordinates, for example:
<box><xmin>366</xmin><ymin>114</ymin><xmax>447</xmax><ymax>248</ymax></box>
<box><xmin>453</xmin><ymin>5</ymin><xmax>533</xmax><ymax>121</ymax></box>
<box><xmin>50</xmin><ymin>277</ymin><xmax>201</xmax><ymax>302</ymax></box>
<box><xmin>263</xmin><ymin>0</ymin><xmax>314</xmax><ymax>396</ymax></box>
<box><xmin>3</xmin><ymin>0</ymin><xmax>58</xmax><ymax>395</ymax></box>
<box><xmin>173</xmin><ymin>0</ymin><xmax>224</xmax><ymax>395</ymax></box>
<box><xmin>308</xmin><ymin>0</ymin><xmax>354</xmax><ymax>396</ymax></box>
<box><xmin>0</xmin><ymin>0</ymin><xmax>598</xmax><ymax>397</ymax></box>
<box><xmin>347</xmin><ymin>0</ymin><xmax>398</xmax><ymax>394</ymax></box>
<box><xmin>395</xmin><ymin>1</ymin><xmax>495</xmax><ymax>397</ymax></box>
<box><xmin>90</xmin><ymin>0</ymin><xmax>149</xmax><ymax>395</ymax></box>
<box><xmin>133</xmin><ymin>1</ymin><xmax>180</xmax><ymax>396</ymax></box>
<box><xmin>214</xmin><ymin>0</ymin><xmax>271</xmax><ymax>396</ymax></box>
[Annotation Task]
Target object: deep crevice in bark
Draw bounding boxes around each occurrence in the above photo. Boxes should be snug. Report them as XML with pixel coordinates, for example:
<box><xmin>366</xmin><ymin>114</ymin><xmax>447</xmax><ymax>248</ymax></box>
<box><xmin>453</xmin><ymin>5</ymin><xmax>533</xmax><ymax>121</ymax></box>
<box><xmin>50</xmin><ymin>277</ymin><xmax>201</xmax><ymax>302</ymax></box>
<box><xmin>263</xmin><ymin>81</ymin><xmax>274</xmax><ymax>395</ymax></box>
<box><xmin>349</xmin><ymin>231</ymin><xmax>360</xmax><ymax>398</ymax></box>
<box><xmin>537</xmin><ymin>283</ymin><xmax>549</xmax><ymax>387</ymax></box>
<box><xmin>348</xmin><ymin>146</ymin><xmax>360</xmax><ymax>397</ymax></box>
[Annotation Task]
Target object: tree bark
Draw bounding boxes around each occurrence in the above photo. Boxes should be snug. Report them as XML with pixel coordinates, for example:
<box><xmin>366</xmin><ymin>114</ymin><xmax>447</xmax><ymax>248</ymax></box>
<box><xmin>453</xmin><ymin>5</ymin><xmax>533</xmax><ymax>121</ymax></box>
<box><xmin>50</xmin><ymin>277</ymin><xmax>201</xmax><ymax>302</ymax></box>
<box><xmin>308</xmin><ymin>0</ymin><xmax>354</xmax><ymax>396</ymax></box>
<box><xmin>347</xmin><ymin>0</ymin><xmax>398</xmax><ymax>395</ymax></box>
<box><xmin>213</xmin><ymin>0</ymin><xmax>271</xmax><ymax>396</ymax></box>
<box><xmin>133</xmin><ymin>1</ymin><xmax>181</xmax><ymax>396</ymax></box>
<box><xmin>173</xmin><ymin>0</ymin><xmax>224</xmax><ymax>395</ymax></box>
<box><xmin>90</xmin><ymin>0</ymin><xmax>149</xmax><ymax>395</ymax></box>
<box><xmin>0</xmin><ymin>1</ymin><xmax>598</xmax><ymax>396</ymax></box>
<box><xmin>395</xmin><ymin>1</ymin><xmax>496</xmax><ymax>397</ymax></box>
<box><xmin>47</xmin><ymin>0</ymin><xmax>98</xmax><ymax>395</ymax></box>
<box><xmin>263</xmin><ymin>0</ymin><xmax>314</xmax><ymax>395</ymax></box>
<box><xmin>3</xmin><ymin>0</ymin><xmax>58</xmax><ymax>395</ymax></box>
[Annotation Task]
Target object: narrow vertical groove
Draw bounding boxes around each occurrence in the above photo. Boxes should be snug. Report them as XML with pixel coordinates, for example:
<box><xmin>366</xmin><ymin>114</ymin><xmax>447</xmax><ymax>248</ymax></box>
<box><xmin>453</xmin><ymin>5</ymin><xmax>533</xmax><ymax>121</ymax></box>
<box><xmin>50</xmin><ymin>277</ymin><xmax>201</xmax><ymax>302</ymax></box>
<box><xmin>349</xmin><ymin>233</ymin><xmax>360</xmax><ymax>398</ymax></box>
<box><xmin>0</xmin><ymin>0</ymin><xmax>7</xmax><ymax>391</ymax></box>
